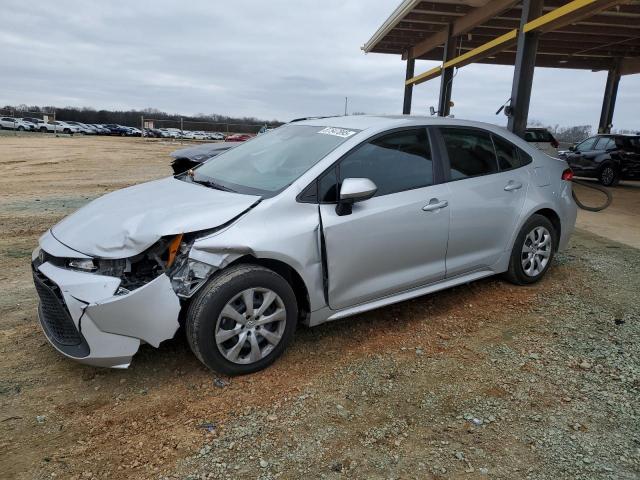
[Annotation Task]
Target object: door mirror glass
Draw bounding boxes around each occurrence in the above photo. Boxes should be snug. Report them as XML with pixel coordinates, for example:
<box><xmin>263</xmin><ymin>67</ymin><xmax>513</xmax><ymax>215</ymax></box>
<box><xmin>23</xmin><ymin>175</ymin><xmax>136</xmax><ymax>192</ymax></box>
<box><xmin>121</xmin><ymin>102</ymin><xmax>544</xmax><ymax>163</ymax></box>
<box><xmin>339</xmin><ymin>178</ymin><xmax>377</xmax><ymax>203</ymax></box>
<box><xmin>569</xmin><ymin>144</ymin><xmax>576</xmax><ymax>151</ymax></box>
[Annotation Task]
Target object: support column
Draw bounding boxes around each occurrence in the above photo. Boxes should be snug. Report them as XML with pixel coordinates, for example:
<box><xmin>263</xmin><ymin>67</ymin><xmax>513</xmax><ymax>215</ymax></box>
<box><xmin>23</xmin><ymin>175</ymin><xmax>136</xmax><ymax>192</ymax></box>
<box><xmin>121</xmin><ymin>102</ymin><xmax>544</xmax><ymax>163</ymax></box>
<box><xmin>507</xmin><ymin>0</ymin><xmax>543</xmax><ymax>137</ymax></box>
<box><xmin>598</xmin><ymin>62</ymin><xmax>621</xmax><ymax>133</ymax></box>
<box><xmin>438</xmin><ymin>24</ymin><xmax>456</xmax><ymax>117</ymax></box>
<box><xmin>403</xmin><ymin>58</ymin><xmax>415</xmax><ymax>115</ymax></box>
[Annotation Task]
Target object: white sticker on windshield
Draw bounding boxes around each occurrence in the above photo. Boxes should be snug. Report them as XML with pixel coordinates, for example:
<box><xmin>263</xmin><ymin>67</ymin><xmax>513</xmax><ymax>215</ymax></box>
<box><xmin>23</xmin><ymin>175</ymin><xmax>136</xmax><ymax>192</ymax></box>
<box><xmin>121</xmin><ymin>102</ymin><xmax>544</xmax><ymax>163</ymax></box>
<box><xmin>317</xmin><ymin>127</ymin><xmax>357</xmax><ymax>138</ymax></box>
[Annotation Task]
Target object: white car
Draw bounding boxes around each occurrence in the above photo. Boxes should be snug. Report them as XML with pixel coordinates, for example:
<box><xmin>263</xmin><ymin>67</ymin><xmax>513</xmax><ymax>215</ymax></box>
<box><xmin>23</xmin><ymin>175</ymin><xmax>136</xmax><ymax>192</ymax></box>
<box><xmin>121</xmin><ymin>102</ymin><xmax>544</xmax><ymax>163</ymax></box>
<box><xmin>207</xmin><ymin>132</ymin><xmax>226</xmax><ymax>141</ymax></box>
<box><xmin>22</xmin><ymin>117</ymin><xmax>56</xmax><ymax>133</ymax></box>
<box><xmin>0</xmin><ymin>117</ymin><xmax>36</xmax><ymax>131</ymax></box>
<box><xmin>49</xmin><ymin>121</ymin><xmax>81</xmax><ymax>134</ymax></box>
<box><xmin>65</xmin><ymin>122</ymin><xmax>96</xmax><ymax>134</ymax></box>
<box><xmin>161</xmin><ymin>129</ymin><xmax>181</xmax><ymax>138</ymax></box>
<box><xmin>183</xmin><ymin>131</ymin><xmax>208</xmax><ymax>140</ymax></box>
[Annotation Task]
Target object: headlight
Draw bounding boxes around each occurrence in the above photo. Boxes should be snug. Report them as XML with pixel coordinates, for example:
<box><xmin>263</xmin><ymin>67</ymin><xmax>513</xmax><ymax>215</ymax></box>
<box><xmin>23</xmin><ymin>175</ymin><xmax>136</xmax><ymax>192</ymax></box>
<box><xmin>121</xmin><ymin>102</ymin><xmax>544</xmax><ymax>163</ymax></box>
<box><xmin>169</xmin><ymin>258</ymin><xmax>215</xmax><ymax>297</ymax></box>
<box><xmin>68</xmin><ymin>258</ymin><xmax>97</xmax><ymax>272</ymax></box>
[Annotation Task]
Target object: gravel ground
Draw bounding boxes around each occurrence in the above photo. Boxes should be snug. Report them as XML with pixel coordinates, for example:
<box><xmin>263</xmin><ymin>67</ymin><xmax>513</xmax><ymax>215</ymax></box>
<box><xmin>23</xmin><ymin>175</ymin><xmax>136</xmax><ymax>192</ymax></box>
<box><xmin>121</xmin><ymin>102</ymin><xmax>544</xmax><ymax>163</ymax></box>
<box><xmin>169</xmin><ymin>232</ymin><xmax>639</xmax><ymax>480</ymax></box>
<box><xmin>0</xmin><ymin>136</ymin><xmax>638</xmax><ymax>480</ymax></box>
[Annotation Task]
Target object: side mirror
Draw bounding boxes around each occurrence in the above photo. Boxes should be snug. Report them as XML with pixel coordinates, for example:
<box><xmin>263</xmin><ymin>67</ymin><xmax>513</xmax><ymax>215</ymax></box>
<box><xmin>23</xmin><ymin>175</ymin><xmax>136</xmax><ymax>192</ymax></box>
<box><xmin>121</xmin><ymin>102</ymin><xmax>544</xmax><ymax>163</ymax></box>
<box><xmin>429</xmin><ymin>106</ymin><xmax>436</xmax><ymax>116</ymax></box>
<box><xmin>336</xmin><ymin>178</ymin><xmax>377</xmax><ymax>216</ymax></box>
<box><xmin>569</xmin><ymin>144</ymin><xmax>576</xmax><ymax>152</ymax></box>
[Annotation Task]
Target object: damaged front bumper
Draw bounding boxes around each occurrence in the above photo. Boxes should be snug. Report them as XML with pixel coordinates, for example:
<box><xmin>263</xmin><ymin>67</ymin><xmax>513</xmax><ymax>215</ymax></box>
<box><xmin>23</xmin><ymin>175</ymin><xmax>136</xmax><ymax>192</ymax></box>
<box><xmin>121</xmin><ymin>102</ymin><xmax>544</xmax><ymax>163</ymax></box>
<box><xmin>32</xmin><ymin>253</ymin><xmax>181</xmax><ymax>368</ymax></box>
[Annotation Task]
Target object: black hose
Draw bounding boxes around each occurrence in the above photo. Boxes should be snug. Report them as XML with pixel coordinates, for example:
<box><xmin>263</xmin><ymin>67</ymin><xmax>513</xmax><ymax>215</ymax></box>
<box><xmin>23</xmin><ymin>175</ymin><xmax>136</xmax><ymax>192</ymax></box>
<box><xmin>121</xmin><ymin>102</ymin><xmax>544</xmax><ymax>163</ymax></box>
<box><xmin>571</xmin><ymin>179</ymin><xmax>612</xmax><ymax>212</ymax></box>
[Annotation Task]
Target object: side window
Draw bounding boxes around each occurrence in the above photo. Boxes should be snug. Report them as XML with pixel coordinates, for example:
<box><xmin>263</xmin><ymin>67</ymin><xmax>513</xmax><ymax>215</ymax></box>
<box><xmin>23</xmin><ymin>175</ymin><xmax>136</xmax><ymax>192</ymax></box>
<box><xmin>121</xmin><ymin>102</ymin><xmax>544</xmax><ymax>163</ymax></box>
<box><xmin>337</xmin><ymin>129</ymin><xmax>433</xmax><ymax>197</ymax></box>
<box><xmin>440</xmin><ymin>128</ymin><xmax>498</xmax><ymax>180</ymax></box>
<box><xmin>576</xmin><ymin>136</ymin><xmax>597</xmax><ymax>151</ymax></box>
<box><xmin>318</xmin><ymin>167</ymin><xmax>338</xmax><ymax>202</ymax></box>
<box><xmin>594</xmin><ymin>137</ymin><xmax>613</xmax><ymax>150</ymax></box>
<box><xmin>492</xmin><ymin>134</ymin><xmax>521</xmax><ymax>170</ymax></box>
<box><xmin>517</xmin><ymin>148</ymin><xmax>533</xmax><ymax>166</ymax></box>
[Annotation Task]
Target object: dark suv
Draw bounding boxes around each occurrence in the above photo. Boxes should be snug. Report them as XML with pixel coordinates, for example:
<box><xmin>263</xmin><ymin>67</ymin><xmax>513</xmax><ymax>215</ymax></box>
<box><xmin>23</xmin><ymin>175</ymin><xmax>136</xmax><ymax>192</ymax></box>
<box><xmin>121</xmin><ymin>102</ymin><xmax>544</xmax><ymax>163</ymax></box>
<box><xmin>560</xmin><ymin>134</ymin><xmax>640</xmax><ymax>186</ymax></box>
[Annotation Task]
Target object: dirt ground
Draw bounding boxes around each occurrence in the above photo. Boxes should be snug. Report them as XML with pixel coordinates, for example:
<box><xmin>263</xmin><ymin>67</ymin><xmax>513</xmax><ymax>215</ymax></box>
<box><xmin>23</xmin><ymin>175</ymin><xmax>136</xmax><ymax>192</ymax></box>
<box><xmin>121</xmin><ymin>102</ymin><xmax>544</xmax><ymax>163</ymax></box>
<box><xmin>0</xmin><ymin>136</ymin><xmax>638</xmax><ymax>480</ymax></box>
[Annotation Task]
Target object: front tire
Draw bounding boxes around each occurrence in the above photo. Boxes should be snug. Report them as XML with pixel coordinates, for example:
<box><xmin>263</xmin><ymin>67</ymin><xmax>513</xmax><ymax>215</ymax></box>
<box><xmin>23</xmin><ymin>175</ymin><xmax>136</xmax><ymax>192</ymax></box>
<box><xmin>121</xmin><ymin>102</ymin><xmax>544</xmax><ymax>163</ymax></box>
<box><xmin>186</xmin><ymin>264</ymin><xmax>298</xmax><ymax>375</ymax></box>
<box><xmin>504</xmin><ymin>214</ymin><xmax>556</xmax><ymax>285</ymax></box>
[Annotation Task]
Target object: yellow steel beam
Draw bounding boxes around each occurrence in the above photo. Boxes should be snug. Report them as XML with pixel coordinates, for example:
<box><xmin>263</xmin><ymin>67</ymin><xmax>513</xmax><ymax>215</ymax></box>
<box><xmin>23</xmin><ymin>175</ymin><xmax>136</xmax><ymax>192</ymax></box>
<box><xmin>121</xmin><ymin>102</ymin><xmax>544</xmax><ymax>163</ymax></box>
<box><xmin>405</xmin><ymin>0</ymin><xmax>631</xmax><ymax>86</ymax></box>
<box><xmin>405</xmin><ymin>65</ymin><xmax>441</xmax><ymax>86</ymax></box>
<box><xmin>406</xmin><ymin>30</ymin><xmax>517</xmax><ymax>86</ymax></box>
<box><xmin>523</xmin><ymin>0</ymin><xmax>627</xmax><ymax>33</ymax></box>
<box><xmin>443</xmin><ymin>29</ymin><xmax>518</xmax><ymax>69</ymax></box>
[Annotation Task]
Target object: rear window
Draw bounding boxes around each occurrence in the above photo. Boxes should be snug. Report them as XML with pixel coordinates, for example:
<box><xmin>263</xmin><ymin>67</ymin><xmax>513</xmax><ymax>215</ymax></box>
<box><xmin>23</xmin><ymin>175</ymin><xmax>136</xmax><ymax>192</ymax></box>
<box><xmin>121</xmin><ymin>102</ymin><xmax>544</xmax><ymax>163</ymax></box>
<box><xmin>524</xmin><ymin>129</ymin><xmax>555</xmax><ymax>142</ymax></box>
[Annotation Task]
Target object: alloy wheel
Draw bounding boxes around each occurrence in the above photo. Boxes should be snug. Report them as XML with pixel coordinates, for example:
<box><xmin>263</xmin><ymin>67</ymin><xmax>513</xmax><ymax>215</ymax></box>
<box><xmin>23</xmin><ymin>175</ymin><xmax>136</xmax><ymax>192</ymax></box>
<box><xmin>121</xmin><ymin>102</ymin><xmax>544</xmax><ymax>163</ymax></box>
<box><xmin>601</xmin><ymin>167</ymin><xmax>615</xmax><ymax>185</ymax></box>
<box><xmin>215</xmin><ymin>288</ymin><xmax>286</xmax><ymax>364</ymax></box>
<box><xmin>521</xmin><ymin>226</ymin><xmax>551</xmax><ymax>277</ymax></box>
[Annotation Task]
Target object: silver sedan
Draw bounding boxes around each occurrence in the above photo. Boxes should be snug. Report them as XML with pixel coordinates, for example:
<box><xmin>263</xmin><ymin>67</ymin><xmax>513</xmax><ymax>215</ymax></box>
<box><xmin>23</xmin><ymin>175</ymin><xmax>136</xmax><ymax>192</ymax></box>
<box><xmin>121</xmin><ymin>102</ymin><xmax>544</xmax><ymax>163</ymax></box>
<box><xmin>31</xmin><ymin>115</ymin><xmax>577</xmax><ymax>374</ymax></box>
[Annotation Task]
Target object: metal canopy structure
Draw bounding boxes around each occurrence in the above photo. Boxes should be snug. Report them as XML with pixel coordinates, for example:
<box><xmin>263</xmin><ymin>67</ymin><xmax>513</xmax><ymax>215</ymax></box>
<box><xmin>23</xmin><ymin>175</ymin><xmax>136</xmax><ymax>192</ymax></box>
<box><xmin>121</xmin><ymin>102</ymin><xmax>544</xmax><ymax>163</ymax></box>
<box><xmin>363</xmin><ymin>0</ymin><xmax>640</xmax><ymax>135</ymax></box>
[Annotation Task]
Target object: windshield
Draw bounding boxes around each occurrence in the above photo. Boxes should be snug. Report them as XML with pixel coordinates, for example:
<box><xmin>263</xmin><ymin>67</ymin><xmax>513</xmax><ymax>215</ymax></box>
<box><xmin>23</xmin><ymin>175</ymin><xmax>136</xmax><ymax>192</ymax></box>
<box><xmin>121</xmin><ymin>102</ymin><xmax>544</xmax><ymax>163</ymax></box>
<box><xmin>193</xmin><ymin>124</ymin><xmax>358</xmax><ymax>195</ymax></box>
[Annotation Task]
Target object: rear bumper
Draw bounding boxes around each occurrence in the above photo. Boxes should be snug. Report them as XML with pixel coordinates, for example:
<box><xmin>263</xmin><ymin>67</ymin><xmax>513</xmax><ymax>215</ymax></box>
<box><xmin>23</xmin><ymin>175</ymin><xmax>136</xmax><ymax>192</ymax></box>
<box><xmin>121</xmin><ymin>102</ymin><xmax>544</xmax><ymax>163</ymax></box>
<box><xmin>33</xmin><ymin>250</ymin><xmax>181</xmax><ymax>368</ymax></box>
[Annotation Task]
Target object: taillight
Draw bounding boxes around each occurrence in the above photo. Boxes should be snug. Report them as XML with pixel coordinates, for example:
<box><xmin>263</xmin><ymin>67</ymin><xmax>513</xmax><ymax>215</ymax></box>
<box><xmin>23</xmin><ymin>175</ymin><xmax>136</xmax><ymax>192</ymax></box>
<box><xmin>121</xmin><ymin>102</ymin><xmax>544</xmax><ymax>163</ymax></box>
<box><xmin>562</xmin><ymin>168</ymin><xmax>574</xmax><ymax>181</ymax></box>
<box><xmin>551</xmin><ymin>139</ymin><xmax>559</xmax><ymax>148</ymax></box>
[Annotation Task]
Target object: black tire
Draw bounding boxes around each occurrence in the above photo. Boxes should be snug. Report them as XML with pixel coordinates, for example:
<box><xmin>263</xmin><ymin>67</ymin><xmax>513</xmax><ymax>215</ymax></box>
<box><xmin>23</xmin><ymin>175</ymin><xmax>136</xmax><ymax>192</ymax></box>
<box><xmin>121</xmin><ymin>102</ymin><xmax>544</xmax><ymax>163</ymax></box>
<box><xmin>186</xmin><ymin>264</ymin><xmax>298</xmax><ymax>375</ymax></box>
<box><xmin>504</xmin><ymin>214</ymin><xmax>556</xmax><ymax>285</ymax></box>
<box><xmin>17</xmin><ymin>126</ymin><xmax>25</xmax><ymax>131</ymax></box>
<box><xmin>40</xmin><ymin>127</ymin><xmax>47</xmax><ymax>133</ymax></box>
<box><xmin>599</xmin><ymin>165</ymin><xmax>619</xmax><ymax>186</ymax></box>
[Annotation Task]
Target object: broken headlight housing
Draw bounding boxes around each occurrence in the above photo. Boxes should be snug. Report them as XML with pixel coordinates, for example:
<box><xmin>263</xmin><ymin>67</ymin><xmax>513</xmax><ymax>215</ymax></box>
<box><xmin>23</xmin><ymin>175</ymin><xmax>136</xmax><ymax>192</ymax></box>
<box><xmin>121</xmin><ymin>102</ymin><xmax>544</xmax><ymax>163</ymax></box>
<box><xmin>168</xmin><ymin>256</ymin><xmax>216</xmax><ymax>298</ymax></box>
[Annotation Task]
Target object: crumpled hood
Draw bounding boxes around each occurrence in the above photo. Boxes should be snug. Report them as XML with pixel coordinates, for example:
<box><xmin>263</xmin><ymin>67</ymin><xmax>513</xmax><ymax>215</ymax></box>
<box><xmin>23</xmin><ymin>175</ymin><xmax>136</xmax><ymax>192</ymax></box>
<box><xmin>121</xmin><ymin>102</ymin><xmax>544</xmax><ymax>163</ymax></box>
<box><xmin>51</xmin><ymin>177</ymin><xmax>260</xmax><ymax>258</ymax></box>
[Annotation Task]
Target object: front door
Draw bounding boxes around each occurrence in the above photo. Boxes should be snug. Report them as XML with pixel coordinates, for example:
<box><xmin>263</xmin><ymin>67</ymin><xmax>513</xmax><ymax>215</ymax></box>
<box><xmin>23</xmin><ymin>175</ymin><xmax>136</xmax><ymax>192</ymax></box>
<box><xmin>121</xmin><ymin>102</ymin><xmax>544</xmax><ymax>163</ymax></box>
<box><xmin>319</xmin><ymin>128</ymin><xmax>450</xmax><ymax>310</ymax></box>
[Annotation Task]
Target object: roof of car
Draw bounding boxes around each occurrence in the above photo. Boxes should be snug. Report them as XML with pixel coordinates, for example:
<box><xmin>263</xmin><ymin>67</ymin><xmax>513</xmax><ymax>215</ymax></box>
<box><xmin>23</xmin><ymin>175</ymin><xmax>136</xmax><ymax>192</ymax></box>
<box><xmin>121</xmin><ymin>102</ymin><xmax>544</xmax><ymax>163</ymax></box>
<box><xmin>291</xmin><ymin>114</ymin><xmax>502</xmax><ymax>132</ymax></box>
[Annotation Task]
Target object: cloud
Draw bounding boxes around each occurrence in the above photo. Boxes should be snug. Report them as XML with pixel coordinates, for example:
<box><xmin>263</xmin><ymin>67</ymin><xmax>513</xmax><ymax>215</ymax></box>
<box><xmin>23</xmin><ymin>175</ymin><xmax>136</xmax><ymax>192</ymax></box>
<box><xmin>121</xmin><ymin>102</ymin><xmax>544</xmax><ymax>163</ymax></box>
<box><xmin>1</xmin><ymin>0</ymin><xmax>638</xmax><ymax>129</ymax></box>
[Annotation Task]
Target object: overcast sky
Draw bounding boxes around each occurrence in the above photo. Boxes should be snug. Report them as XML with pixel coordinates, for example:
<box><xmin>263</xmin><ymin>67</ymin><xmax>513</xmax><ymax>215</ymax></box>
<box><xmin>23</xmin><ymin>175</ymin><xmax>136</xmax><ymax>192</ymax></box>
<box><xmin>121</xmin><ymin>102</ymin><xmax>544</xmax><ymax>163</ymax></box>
<box><xmin>2</xmin><ymin>0</ymin><xmax>638</xmax><ymax>130</ymax></box>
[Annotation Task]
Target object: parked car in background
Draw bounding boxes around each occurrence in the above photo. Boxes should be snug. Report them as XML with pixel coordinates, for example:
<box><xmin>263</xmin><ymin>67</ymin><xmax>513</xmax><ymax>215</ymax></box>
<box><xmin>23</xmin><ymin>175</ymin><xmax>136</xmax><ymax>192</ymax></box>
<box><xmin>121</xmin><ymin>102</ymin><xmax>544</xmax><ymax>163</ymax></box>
<box><xmin>225</xmin><ymin>133</ymin><xmax>253</xmax><ymax>142</ymax></box>
<box><xmin>559</xmin><ymin>134</ymin><xmax>640</xmax><ymax>186</ymax></box>
<box><xmin>91</xmin><ymin>124</ymin><xmax>112</xmax><ymax>135</ymax></box>
<box><xmin>32</xmin><ymin>115</ymin><xmax>576</xmax><ymax>374</ymax></box>
<box><xmin>208</xmin><ymin>132</ymin><xmax>226</xmax><ymax>141</ymax></box>
<box><xmin>21</xmin><ymin>117</ymin><xmax>56</xmax><ymax>132</ymax></box>
<box><xmin>0</xmin><ymin>117</ymin><xmax>37</xmax><ymax>131</ymax></box>
<box><xmin>48</xmin><ymin>121</ymin><xmax>80</xmax><ymax>134</ymax></box>
<box><xmin>64</xmin><ymin>121</ymin><xmax>95</xmax><ymax>134</ymax></box>
<box><xmin>127</xmin><ymin>127</ymin><xmax>142</xmax><ymax>137</ymax></box>
<box><xmin>102</xmin><ymin>124</ymin><xmax>131</xmax><ymax>136</ymax></box>
<box><xmin>170</xmin><ymin>142</ymin><xmax>237</xmax><ymax>174</ymax></box>
<box><xmin>524</xmin><ymin>128</ymin><xmax>559</xmax><ymax>157</ymax></box>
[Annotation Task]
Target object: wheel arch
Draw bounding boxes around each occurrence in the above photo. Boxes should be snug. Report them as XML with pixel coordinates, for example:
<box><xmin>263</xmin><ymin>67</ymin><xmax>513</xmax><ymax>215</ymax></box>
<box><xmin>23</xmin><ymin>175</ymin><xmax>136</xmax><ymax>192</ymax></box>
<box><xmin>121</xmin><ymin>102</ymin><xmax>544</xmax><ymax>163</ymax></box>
<box><xmin>532</xmin><ymin>208</ymin><xmax>561</xmax><ymax>251</ymax></box>
<box><xmin>227</xmin><ymin>255</ymin><xmax>311</xmax><ymax>323</ymax></box>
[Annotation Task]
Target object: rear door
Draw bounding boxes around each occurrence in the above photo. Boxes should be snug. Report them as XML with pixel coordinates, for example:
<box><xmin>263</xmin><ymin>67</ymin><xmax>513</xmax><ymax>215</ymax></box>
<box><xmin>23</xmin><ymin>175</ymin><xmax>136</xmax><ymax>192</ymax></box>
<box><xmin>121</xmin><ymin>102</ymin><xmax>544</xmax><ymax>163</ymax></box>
<box><xmin>568</xmin><ymin>136</ymin><xmax>599</xmax><ymax>174</ymax></box>
<box><xmin>436</xmin><ymin>127</ymin><xmax>529</xmax><ymax>277</ymax></box>
<box><xmin>318</xmin><ymin>128</ymin><xmax>450</xmax><ymax>310</ymax></box>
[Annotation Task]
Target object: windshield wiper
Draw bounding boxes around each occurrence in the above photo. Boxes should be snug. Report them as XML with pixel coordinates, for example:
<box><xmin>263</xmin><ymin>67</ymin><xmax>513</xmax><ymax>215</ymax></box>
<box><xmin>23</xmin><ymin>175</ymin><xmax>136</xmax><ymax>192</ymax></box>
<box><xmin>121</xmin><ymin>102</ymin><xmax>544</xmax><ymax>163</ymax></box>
<box><xmin>188</xmin><ymin>172</ymin><xmax>236</xmax><ymax>192</ymax></box>
<box><xmin>193</xmin><ymin>178</ymin><xmax>235</xmax><ymax>192</ymax></box>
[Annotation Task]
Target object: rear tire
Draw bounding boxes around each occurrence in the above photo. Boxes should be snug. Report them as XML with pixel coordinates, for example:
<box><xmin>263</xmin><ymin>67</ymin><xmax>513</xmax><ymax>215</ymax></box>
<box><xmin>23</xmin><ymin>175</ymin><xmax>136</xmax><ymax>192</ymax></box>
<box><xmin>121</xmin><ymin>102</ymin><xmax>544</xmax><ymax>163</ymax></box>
<box><xmin>186</xmin><ymin>264</ymin><xmax>298</xmax><ymax>375</ymax></box>
<box><xmin>599</xmin><ymin>165</ymin><xmax>619</xmax><ymax>186</ymax></box>
<box><xmin>504</xmin><ymin>214</ymin><xmax>556</xmax><ymax>285</ymax></box>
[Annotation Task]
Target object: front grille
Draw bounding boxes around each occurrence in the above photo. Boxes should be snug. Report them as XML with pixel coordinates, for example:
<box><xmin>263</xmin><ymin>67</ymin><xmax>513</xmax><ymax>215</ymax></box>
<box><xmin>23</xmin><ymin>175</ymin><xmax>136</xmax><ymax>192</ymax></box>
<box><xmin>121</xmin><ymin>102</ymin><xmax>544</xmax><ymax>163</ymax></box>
<box><xmin>32</xmin><ymin>269</ymin><xmax>82</xmax><ymax>346</ymax></box>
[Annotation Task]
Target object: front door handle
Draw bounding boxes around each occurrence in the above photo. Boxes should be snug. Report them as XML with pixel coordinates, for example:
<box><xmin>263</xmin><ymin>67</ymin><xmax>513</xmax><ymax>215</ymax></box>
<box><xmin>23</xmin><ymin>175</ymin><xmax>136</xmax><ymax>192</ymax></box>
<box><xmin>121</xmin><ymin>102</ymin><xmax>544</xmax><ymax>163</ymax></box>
<box><xmin>504</xmin><ymin>181</ymin><xmax>523</xmax><ymax>191</ymax></box>
<box><xmin>422</xmin><ymin>199</ymin><xmax>448</xmax><ymax>211</ymax></box>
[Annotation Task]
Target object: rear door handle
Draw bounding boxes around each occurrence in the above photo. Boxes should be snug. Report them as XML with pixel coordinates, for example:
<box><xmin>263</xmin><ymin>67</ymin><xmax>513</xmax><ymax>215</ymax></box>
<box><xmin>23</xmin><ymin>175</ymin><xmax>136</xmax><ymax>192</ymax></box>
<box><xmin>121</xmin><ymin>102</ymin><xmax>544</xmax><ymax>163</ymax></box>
<box><xmin>504</xmin><ymin>181</ymin><xmax>523</xmax><ymax>191</ymax></box>
<box><xmin>422</xmin><ymin>199</ymin><xmax>448</xmax><ymax>211</ymax></box>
